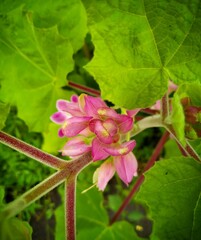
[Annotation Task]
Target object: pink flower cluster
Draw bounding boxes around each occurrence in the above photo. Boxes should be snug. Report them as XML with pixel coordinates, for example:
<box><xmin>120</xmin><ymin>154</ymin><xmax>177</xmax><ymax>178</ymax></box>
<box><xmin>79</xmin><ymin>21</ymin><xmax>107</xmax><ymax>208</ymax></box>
<box><xmin>51</xmin><ymin>94</ymin><xmax>138</xmax><ymax>191</ymax></box>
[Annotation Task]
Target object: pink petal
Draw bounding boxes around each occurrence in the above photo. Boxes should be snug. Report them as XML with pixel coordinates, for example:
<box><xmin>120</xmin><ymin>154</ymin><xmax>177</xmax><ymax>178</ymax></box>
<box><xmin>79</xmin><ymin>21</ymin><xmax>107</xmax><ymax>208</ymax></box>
<box><xmin>151</xmin><ymin>100</ymin><xmax>161</xmax><ymax>110</ymax></box>
<box><xmin>89</xmin><ymin>119</ymin><xmax>100</xmax><ymax>133</ymax></box>
<box><xmin>62</xmin><ymin>116</ymin><xmax>92</xmax><ymax>137</ymax></box>
<box><xmin>78</xmin><ymin>94</ymin><xmax>87</xmax><ymax>113</ymax></box>
<box><xmin>92</xmin><ymin>138</ymin><xmax>110</xmax><ymax>161</ymax></box>
<box><xmin>104</xmin><ymin>140</ymin><xmax>136</xmax><ymax>156</ymax></box>
<box><xmin>57</xmin><ymin>100</ymin><xmax>83</xmax><ymax>116</ymax></box>
<box><xmin>116</xmin><ymin>115</ymin><xmax>133</xmax><ymax>133</ymax></box>
<box><xmin>97</xmin><ymin>107</ymin><xmax>119</xmax><ymax>119</ymax></box>
<box><xmin>114</xmin><ymin>152</ymin><xmax>138</xmax><ymax>185</ymax></box>
<box><xmin>168</xmin><ymin>81</ymin><xmax>177</xmax><ymax>94</ymax></box>
<box><xmin>56</xmin><ymin>100</ymin><xmax>70</xmax><ymax>111</ymax></box>
<box><xmin>93</xmin><ymin>120</ymin><xmax>114</xmax><ymax>144</ymax></box>
<box><xmin>79</xmin><ymin>127</ymin><xmax>94</xmax><ymax>137</ymax></box>
<box><xmin>58</xmin><ymin>128</ymin><xmax>65</xmax><ymax>137</ymax></box>
<box><xmin>50</xmin><ymin>112</ymin><xmax>67</xmax><ymax>123</ymax></box>
<box><xmin>61</xmin><ymin>137</ymin><xmax>91</xmax><ymax>157</ymax></box>
<box><xmin>126</xmin><ymin>109</ymin><xmax>141</xmax><ymax>117</ymax></box>
<box><xmin>84</xmin><ymin>95</ymin><xmax>107</xmax><ymax>117</ymax></box>
<box><xmin>103</xmin><ymin>119</ymin><xmax>118</xmax><ymax>136</ymax></box>
<box><xmin>93</xmin><ymin>161</ymin><xmax>115</xmax><ymax>191</ymax></box>
<box><xmin>71</xmin><ymin>95</ymin><xmax>78</xmax><ymax>103</ymax></box>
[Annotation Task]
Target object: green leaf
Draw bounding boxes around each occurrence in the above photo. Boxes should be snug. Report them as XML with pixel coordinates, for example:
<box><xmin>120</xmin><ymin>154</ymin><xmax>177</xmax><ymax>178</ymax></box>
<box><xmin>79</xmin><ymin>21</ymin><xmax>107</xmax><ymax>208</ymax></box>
<box><xmin>192</xmin><ymin>192</ymin><xmax>201</xmax><ymax>240</ymax></box>
<box><xmin>42</xmin><ymin>123</ymin><xmax>66</xmax><ymax>154</ymax></box>
<box><xmin>76</xmin><ymin>181</ymin><xmax>139</xmax><ymax>239</ymax></box>
<box><xmin>0</xmin><ymin>0</ymin><xmax>87</xmax><ymax>131</ymax></box>
<box><xmin>29</xmin><ymin>0</ymin><xmax>87</xmax><ymax>51</ymax></box>
<box><xmin>99</xmin><ymin>221</ymin><xmax>141</xmax><ymax>240</ymax></box>
<box><xmin>0</xmin><ymin>102</ymin><xmax>10</xmax><ymax>130</ymax></box>
<box><xmin>190</xmin><ymin>139</ymin><xmax>201</xmax><ymax>157</ymax></box>
<box><xmin>136</xmin><ymin>156</ymin><xmax>201</xmax><ymax>240</ymax></box>
<box><xmin>0</xmin><ymin>217</ymin><xmax>32</xmax><ymax>240</ymax></box>
<box><xmin>164</xmin><ymin>139</ymin><xmax>182</xmax><ymax>158</ymax></box>
<box><xmin>171</xmin><ymin>94</ymin><xmax>186</xmax><ymax>146</ymax></box>
<box><xmin>76</xmin><ymin>187</ymin><xmax>108</xmax><ymax>229</ymax></box>
<box><xmin>84</xmin><ymin>0</ymin><xmax>201</xmax><ymax>109</ymax></box>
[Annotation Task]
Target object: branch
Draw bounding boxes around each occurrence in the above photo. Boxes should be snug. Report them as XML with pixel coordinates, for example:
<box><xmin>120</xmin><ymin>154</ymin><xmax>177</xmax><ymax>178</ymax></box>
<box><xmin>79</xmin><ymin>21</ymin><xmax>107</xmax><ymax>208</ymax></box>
<box><xmin>0</xmin><ymin>131</ymin><xmax>67</xmax><ymax>169</ymax></box>
<box><xmin>68</xmin><ymin>81</ymin><xmax>100</xmax><ymax>96</ymax></box>
<box><xmin>0</xmin><ymin>152</ymin><xmax>92</xmax><ymax>220</ymax></box>
<box><xmin>65</xmin><ymin>175</ymin><xmax>76</xmax><ymax>240</ymax></box>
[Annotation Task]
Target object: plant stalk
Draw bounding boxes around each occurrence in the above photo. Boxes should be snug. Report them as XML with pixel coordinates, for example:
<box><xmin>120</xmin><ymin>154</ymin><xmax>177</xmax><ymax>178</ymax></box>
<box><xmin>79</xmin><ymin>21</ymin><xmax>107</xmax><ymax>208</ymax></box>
<box><xmin>0</xmin><ymin>131</ymin><xmax>67</xmax><ymax>169</ymax></box>
<box><xmin>65</xmin><ymin>175</ymin><xmax>76</xmax><ymax>240</ymax></box>
<box><xmin>0</xmin><ymin>152</ymin><xmax>92</xmax><ymax>220</ymax></box>
<box><xmin>131</xmin><ymin>114</ymin><xmax>163</xmax><ymax>137</ymax></box>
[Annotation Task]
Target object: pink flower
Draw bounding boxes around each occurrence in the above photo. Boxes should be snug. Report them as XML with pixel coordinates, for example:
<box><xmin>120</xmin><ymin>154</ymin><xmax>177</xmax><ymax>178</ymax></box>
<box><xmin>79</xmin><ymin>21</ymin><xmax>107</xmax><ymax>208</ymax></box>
<box><xmin>51</xmin><ymin>94</ymin><xmax>139</xmax><ymax>190</ymax></box>
<box><xmin>93</xmin><ymin>152</ymin><xmax>138</xmax><ymax>191</ymax></box>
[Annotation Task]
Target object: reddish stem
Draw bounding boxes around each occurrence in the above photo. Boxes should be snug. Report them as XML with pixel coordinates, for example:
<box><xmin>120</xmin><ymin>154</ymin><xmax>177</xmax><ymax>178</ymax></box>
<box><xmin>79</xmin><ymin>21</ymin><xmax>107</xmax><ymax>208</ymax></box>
<box><xmin>109</xmin><ymin>131</ymin><xmax>170</xmax><ymax>225</ymax></box>
<box><xmin>1</xmin><ymin>152</ymin><xmax>92</xmax><ymax>220</ymax></box>
<box><xmin>68</xmin><ymin>81</ymin><xmax>100</xmax><ymax>96</ymax></box>
<box><xmin>0</xmin><ymin>131</ymin><xmax>67</xmax><ymax>169</ymax></box>
<box><xmin>161</xmin><ymin>93</ymin><xmax>169</xmax><ymax>121</ymax></box>
<box><xmin>141</xmin><ymin>108</ymin><xmax>159</xmax><ymax>115</ymax></box>
<box><xmin>65</xmin><ymin>175</ymin><xmax>76</xmax><ymax>240</ymax></box>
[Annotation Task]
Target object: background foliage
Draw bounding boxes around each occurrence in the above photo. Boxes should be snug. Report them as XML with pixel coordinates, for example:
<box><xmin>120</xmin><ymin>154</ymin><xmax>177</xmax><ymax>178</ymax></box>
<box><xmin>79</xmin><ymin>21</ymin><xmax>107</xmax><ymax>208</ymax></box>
<box><xmin>0</xmin><ymin>0</ymin><xmax>201</xmax><ymax>239</ymax></box>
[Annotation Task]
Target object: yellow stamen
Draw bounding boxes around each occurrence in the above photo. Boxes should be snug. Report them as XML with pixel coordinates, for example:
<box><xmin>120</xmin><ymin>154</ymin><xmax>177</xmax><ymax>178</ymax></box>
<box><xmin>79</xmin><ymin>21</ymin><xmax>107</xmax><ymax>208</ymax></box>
<box><xmin>81</xmin><ymin>183</ymin><xmax>96</xmax><ymax>194</ymax></box>
<box><xmin>118</xmin><ymin>147</ymin><xmax>128</xmax><ymax>154</ymax></box>
<box><xmin>101</xmin><ymin>129</ymin><xmax>109</xmax><ymax>137</ymax></box>
<box><xmin>98</xmin><ymin>109</ymin><xmax>106</xmax><ymax>115</ymax></box>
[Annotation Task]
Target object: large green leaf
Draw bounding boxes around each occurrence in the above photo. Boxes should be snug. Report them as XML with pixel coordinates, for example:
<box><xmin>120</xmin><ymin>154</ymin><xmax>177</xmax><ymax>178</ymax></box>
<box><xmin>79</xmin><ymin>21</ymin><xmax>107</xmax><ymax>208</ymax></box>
<box><xmin>0</xmin><ymin>0</ymin><xmax>87</xmax><ymax>131</ymax></box>
<box><xmin>42</xmin><ymin>123</ymin><xmax>67</xmax><ymax>154</ymax></box>
<box><xmin>136</xmin><ymin>157</ymin><xmax>201</xmax><ymax>240</ymax></box>
<box><xmin>0</xmin><ymin>187</ymin><xmax>32</xmax><ymax>240</ymax></box>
<box><xmin>84</xmin><ymin>0</ymin><xmax>201</xmax><ymax>109</ymax></box>
<box><xmin>0</xmin><ymin>218</ymin><xmax>32</xmax><ymax>240</ymax></box>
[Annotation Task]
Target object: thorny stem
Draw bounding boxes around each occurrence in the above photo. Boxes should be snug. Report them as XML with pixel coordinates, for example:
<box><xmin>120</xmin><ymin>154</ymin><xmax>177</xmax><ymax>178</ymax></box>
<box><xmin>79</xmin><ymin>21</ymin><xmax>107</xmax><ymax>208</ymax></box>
<box><xmin>109</xmin><ymin>131</ymin><xmax>170</xmax><ymax>225</ymax></box>
<box><xmin>0</xmin><ymin>152</ymin><xmax>92</xmax><ymax>220</ymax></box>
<box><xmin>0</xmin><ymin>131</ymin><xmax>67</xmax><ymax>169</ymax></box>
<box><xmin>65</xmin><ymin>175</ymin><xmax>76</xmax><ymax>240</ymax></box>
<box><xmin>161</xmin><ymin>93</ymin><xmax>169</xmax><ymax>122</ymax></box>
